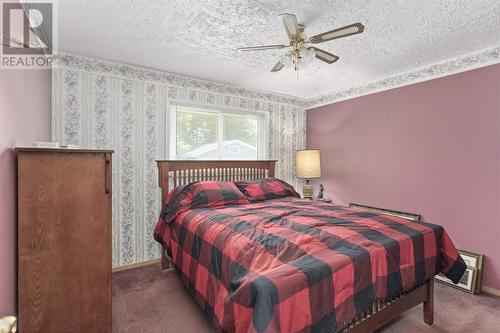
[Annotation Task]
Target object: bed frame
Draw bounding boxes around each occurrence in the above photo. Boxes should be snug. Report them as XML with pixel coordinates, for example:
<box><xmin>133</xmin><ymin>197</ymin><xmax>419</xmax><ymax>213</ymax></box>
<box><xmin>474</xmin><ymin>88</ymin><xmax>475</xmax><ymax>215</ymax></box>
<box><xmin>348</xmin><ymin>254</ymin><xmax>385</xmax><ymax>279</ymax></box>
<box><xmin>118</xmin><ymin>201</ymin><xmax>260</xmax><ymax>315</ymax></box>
<box><xmin>156</xmin><ymin>160</ymin><xmax>434</xmax><ymax>333</ymax></box>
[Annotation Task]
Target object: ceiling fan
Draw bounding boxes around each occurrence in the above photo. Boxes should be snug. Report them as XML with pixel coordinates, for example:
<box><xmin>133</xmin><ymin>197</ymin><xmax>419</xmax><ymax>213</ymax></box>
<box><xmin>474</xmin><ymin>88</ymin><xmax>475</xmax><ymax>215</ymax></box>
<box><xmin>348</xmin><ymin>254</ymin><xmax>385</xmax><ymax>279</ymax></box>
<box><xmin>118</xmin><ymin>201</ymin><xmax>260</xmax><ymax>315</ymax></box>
<box><xmin>236</xmin><ymin>13</ymin><xmax>364</xmax><ymax>74</ymax></box>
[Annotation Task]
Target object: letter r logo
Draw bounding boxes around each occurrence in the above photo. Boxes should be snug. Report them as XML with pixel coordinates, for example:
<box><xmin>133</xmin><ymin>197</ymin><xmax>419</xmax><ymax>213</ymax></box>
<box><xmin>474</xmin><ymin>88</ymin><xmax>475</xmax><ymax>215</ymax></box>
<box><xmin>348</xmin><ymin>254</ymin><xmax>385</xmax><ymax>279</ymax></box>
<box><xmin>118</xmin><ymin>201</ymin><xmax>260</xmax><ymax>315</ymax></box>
<box><xmin>2</xmin><ymin>2</ymin><xmax>53</xmax><ymax>55</ymax></box>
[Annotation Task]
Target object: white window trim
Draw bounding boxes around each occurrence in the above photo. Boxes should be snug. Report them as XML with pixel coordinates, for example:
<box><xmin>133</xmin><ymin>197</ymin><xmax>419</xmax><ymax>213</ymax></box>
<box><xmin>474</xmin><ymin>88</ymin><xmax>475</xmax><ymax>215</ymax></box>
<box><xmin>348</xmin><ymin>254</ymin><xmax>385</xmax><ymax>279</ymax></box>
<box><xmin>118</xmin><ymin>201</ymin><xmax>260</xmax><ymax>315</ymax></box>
<box><xmin>169</xmin><ymin>103</ymin><xmax>269</xmax><ymax>160</ymax></box>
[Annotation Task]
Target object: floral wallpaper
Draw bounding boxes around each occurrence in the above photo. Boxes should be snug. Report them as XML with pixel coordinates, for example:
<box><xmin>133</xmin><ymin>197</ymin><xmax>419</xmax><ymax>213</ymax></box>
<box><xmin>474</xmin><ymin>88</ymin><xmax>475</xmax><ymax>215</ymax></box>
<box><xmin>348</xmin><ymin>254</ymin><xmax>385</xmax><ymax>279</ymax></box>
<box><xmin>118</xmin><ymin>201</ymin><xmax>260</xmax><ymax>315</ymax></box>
<box><xmin>52</xmin><ymin>53</ymin><xmax>306</xmax><ymax>267</ymax></box>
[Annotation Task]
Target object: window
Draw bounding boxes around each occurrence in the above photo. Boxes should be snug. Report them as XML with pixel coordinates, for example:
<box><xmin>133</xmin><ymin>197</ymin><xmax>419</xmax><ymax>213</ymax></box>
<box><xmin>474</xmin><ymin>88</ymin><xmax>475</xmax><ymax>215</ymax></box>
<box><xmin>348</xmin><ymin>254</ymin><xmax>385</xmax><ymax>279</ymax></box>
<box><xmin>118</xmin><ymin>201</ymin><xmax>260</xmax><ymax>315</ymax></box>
<box><xmin>170</xmin><ymin>104</ymin><xmax>268</xmax><ymax>160</ymax></box>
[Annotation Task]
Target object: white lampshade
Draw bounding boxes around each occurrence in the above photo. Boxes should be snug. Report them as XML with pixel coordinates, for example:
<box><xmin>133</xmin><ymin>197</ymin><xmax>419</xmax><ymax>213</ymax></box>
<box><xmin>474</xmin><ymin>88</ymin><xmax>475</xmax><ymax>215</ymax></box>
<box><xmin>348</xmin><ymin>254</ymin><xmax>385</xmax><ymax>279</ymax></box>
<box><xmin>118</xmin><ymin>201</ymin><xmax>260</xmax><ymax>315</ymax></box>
<box><xmin>296</xmin><ymin>149</ymin><xmax>321</xmax><ymax>179</ymax></box>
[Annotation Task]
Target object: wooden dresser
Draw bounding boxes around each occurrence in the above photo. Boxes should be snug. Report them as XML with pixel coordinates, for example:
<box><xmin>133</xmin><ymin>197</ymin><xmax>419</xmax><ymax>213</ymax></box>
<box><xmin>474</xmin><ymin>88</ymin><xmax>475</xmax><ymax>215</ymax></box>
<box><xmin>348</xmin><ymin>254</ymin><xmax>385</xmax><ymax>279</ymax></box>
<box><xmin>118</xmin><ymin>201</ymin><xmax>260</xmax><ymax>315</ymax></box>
<box><xmin>16</xmin><ymin>148</ymin><xmax>113</xmax><ymax>333</ymax></box>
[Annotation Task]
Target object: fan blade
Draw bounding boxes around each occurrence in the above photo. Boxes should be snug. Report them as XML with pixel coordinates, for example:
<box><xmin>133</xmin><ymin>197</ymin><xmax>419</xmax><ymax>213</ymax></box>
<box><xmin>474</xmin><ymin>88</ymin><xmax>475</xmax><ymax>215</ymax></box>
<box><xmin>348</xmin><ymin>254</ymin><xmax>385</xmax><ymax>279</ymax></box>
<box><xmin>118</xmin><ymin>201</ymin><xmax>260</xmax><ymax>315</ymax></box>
<box><xmin>271</xmin><ymin>61</ymin><xmax>284</xmax><ymax>72</ymax></box>
<box><xmin>308</xmin><ymin>47</ymin><xmax>339</xmax><ymax>64</ymax></box>
<box><xmin>309</xmin><ymin>23</ymin><xmax>364</xmax><ymax>44</ymax></box>
<box><xmin>236</xmin><ymin>44</ymin><xmax>288</xmax><ymax>51</ymax></box>
<box><xmin>279</xmin><ymin>13</ymin><xmax>300</xmax><ymax>39</ymax></box>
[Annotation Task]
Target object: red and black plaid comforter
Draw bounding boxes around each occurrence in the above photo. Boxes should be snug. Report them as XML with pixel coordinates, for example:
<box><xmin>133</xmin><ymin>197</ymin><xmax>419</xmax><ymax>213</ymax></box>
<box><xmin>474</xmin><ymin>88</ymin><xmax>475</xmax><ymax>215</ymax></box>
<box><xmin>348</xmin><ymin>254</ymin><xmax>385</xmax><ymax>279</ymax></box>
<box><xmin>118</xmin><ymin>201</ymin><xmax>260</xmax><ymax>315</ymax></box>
<box><xmin>154</xmin><ymin>196</ymin><xmax>465</xmax><ymax>333</ymax></box>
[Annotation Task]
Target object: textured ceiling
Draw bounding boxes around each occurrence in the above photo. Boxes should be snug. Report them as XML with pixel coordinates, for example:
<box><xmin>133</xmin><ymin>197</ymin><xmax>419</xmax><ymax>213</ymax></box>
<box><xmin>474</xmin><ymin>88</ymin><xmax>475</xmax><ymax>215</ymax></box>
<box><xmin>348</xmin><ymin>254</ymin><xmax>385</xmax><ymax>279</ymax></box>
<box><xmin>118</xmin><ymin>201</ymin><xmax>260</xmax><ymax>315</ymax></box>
<box><xmin>58</xmin><ymin>0</ymin><xmax>500</xmax><ymax>99</ymax></box>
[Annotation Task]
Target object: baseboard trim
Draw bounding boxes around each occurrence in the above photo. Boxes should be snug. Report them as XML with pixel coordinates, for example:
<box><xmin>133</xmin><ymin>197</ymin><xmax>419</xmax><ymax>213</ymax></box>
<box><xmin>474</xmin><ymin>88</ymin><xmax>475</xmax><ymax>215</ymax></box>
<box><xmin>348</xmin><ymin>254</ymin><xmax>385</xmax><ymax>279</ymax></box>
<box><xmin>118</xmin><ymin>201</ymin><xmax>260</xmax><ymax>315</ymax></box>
<box><xmin>482</xmin><ymin>285</ymin><xmax>500</xmax><ymax>297</ymax></box>
<box><xmin>112</xmin><ymin>259</ymin><xmax>161</xmax><ymax>272</ymax></box>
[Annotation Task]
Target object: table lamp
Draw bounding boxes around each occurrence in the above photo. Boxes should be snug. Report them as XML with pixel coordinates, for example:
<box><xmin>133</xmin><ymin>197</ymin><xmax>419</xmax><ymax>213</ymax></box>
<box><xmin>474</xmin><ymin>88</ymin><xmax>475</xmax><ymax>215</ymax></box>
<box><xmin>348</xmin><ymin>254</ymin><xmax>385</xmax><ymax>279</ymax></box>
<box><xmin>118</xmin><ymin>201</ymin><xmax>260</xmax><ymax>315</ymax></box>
<box><xmin>296</xmin><ymin>149</ymin><xmax>321</xmax><ymax>199</ymax></box>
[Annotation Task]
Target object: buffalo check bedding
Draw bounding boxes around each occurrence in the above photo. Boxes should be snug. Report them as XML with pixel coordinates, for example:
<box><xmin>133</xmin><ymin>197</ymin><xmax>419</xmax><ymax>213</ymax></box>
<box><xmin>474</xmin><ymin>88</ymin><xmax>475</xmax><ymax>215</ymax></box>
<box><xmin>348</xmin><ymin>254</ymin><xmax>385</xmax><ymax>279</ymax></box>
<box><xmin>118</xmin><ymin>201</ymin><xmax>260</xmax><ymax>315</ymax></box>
<box><xmin>154</xmin><ymin>182</ymin><xmax>466</xmax><ymax>333</ymax></box>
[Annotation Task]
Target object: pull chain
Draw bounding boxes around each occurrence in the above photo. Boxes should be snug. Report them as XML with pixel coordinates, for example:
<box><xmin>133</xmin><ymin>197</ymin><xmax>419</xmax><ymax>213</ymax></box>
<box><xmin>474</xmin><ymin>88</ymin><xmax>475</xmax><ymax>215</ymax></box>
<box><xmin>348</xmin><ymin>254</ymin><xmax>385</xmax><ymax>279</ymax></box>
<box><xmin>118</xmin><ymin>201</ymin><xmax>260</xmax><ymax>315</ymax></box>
<box><xmin>296</xmin><ymin>58</ymin><xmax>299</xmax><ymax>80</ymax></box>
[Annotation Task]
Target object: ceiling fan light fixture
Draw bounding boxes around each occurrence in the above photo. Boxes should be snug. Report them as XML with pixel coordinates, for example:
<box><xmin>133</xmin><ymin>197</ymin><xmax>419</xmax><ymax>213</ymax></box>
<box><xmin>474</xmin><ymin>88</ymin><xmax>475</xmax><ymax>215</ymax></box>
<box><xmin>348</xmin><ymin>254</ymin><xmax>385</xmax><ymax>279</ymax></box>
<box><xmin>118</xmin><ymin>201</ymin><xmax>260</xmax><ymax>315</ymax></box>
<box><xmin>299</xmin><ymin>47</ymin><xmax>315</xmax><ymax>65</ymax></box>
<box><xmin>236</xmin><ymin>14</ymin><xmax>364</xmax><ymax>74</ymax></box>
<box><xmin>280</xmin><ymin>51</ymin><xmax>295</xmax><ymax>68</ymax></box>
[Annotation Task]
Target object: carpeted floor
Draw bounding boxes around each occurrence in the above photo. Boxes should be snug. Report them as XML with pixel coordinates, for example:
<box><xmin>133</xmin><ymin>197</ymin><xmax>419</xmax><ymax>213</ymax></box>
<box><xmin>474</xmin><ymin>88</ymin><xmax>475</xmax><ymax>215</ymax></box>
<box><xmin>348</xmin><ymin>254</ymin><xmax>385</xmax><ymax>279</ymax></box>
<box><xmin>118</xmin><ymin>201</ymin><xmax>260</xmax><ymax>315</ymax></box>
<box><xmin>112</xmin><ymin>264</ymin><xmax>500</xmax><ymax>333</ymax></box>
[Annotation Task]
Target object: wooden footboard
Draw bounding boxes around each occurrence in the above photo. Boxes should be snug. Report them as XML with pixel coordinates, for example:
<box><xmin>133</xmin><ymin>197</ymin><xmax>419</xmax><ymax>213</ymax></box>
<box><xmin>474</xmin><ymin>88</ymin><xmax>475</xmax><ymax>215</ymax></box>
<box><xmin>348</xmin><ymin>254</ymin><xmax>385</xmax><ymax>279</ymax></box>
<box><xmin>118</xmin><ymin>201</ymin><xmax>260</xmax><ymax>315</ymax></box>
<box><xmin>343</xmin><ymin>279</ymin><xmax>434</xmax><ymax>332</ymax></box>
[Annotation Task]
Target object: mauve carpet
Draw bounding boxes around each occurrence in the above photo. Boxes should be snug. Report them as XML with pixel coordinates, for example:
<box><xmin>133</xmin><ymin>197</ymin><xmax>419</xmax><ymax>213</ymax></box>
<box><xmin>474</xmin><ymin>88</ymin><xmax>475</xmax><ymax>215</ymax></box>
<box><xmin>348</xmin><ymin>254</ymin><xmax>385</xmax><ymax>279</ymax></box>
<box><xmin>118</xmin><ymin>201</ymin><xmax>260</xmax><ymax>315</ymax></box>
<box><xmin>112</xmin><ymin>264</ymin><xmax>500</xmax><ymax>333</ymax></box>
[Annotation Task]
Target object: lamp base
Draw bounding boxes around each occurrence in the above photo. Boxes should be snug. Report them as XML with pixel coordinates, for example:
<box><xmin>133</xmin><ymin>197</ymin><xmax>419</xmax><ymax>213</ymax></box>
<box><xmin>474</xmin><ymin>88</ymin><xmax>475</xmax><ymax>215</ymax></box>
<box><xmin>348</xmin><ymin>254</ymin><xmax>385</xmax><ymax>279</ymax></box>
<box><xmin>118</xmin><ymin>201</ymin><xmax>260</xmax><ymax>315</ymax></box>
<box><xmin>302</xmin><ymin>183</ymin><xmax>313</xmax><ymax>199</ymax></box>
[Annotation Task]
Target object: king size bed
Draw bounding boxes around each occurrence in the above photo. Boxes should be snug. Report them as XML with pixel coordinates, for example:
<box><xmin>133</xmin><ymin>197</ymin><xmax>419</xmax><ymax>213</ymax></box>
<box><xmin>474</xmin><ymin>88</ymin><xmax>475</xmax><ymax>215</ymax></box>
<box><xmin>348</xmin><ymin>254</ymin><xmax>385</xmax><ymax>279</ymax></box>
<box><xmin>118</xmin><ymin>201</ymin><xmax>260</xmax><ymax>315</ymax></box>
<box><xmin>154</xmin><ymin>160</ymin><xmax>466</xmax><ymax>333</ymax></box>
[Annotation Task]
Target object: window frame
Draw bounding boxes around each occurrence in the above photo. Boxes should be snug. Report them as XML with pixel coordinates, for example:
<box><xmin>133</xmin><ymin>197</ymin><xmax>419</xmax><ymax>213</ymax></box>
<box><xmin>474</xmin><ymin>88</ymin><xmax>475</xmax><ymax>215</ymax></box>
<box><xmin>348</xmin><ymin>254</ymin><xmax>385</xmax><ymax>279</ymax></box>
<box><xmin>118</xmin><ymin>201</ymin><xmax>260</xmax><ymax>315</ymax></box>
<box><xmin>169</xmin><ymin>103</ymin><xmax>269</xmax><ymax>160</ymax></box>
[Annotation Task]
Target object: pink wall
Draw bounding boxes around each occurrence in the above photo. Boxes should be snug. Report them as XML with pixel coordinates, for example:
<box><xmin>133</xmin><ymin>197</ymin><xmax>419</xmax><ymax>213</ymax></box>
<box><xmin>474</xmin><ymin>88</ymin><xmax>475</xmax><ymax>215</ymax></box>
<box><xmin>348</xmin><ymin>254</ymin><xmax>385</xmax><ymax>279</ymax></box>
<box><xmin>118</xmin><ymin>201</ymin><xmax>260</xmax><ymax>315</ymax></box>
<box><xmin>307</xmin><ymin>64</ymin><xmax>500</xmax><ymax>290</ymax></box>
<box><xmin>0</xmin><ymin>67</ymin><xmax>51</xmax><ymax>315</ymax></box>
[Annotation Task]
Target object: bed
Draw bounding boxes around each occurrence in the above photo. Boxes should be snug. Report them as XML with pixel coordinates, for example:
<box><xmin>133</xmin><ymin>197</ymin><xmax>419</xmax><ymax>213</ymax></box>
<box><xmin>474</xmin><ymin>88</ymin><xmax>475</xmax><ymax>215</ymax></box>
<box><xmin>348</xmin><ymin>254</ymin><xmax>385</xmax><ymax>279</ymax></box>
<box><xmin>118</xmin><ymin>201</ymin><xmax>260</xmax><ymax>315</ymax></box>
<box><xmin>154</xmin><ymin>160</ymin><xmax>466</xmax><ymax>333</ymax></box>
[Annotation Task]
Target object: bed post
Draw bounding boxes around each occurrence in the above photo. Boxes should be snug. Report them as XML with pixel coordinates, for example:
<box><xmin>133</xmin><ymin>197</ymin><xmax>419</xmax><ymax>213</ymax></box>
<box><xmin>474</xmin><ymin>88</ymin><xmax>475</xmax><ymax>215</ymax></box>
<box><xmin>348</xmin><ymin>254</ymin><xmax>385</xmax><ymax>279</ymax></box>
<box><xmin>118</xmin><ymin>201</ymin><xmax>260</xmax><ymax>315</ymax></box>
<box><xmin>423</xmin><ymin>279</ymin><xmax>434</xmax><ymax>325</ymax></box>
<box><xmin>161</xmin><ymin>251</ymin><xmax>169</xmax><ymax>270</ymax></box>
<box><xmin>268</xmin><ymin>161</ymin><xmax>275</xmax><ymax>177</ymax></box>
<box><xmin>158</xmin><ymin>161</ymin><xmax>171</xmax><ymax>271</ymax></box>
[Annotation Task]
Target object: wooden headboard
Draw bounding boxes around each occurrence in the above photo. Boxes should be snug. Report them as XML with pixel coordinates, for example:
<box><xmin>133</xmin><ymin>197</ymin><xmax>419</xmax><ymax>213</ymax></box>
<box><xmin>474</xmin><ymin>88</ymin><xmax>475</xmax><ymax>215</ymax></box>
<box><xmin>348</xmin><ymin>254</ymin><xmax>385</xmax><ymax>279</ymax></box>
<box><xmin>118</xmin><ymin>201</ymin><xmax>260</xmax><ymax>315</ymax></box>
<box><xmin>157</xmin><ymin>160</ymin><xmax>277</xmax><ymax>203</ymax></box>
<box><xmin>156</xmin><ymin>160</ymin><xmax>276</xmax><ymax>269</ymax></box>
